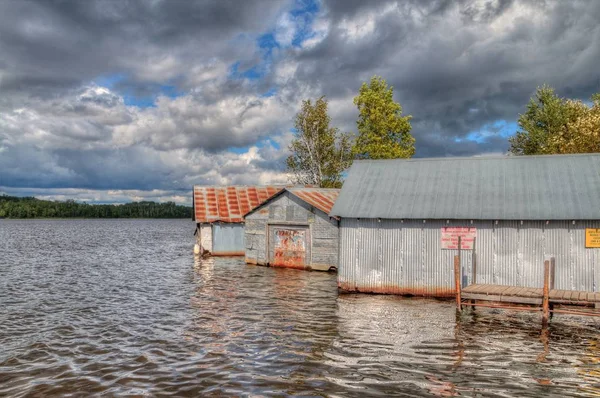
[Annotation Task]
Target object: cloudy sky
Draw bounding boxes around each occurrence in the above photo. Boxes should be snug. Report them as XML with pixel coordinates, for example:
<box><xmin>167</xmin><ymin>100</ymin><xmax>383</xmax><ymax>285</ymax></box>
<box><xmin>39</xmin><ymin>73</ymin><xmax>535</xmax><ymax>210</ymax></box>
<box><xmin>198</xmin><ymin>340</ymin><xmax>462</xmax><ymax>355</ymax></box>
<box><xmin>1</xmin><ymin>0</ymin><xmax>599</xmax><ymax>204</ymax></box>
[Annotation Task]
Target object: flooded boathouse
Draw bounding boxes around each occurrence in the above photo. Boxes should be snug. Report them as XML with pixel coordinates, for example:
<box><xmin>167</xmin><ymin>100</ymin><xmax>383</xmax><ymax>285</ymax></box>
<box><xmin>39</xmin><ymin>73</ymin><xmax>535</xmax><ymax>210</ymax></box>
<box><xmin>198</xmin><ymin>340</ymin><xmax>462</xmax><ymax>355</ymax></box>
<box><xmin>193</xmin><ymin>186</ymin><xmax>282</xmax><ymax>256</ymax></box>
<box><xmin>244</xmin><ymin>187</ymin><xmax>340</xmax><ymax>271</ymax></box>
<box><xmin>330</xmin><ymin>154</ymin><xmax>600</xmax><ymax>297</ymax></box>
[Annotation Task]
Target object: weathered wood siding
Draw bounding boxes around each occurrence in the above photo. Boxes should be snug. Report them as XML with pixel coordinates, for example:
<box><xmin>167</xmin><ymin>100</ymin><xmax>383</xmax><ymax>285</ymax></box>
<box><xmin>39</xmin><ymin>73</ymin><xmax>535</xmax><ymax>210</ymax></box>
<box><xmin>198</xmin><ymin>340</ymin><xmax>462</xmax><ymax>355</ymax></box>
<box><xmin>244</xmin><ymin>192</ymin><xmax>339</xmax><ymax>271</ymax></box>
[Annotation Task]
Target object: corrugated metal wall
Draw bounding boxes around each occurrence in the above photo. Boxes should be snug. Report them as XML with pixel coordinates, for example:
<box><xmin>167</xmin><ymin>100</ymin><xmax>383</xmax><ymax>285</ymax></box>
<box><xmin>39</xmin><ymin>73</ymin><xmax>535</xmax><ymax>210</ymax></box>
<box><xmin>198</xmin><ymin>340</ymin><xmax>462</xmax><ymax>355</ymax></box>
<box><xmin>212</xmin><ymin>223</ymin><xmax>244</xmax><ymax>255</ymax></box>
<box><xmin>245</xmin><ymin>192</ymin><xmax>339</xmax><ymax>271</ymax></box>
<box><xmin>339</xmin><ymin>219</ymin><xmax>600</xmax><ymax>296</ymax></box>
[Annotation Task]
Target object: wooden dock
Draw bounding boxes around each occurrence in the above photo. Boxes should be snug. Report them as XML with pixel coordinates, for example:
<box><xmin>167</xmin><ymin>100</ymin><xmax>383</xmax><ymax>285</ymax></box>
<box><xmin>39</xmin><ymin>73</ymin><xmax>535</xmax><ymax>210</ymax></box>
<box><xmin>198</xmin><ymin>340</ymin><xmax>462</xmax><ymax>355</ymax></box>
<box><xmin>462</xmin><ymin>284</ymin><xmax>600</xmax><ymax>307</ymax></box>
<box><xmin>454</xmin><ymin>254</ymin><xmax>600</xmax><ymax>324</ymax></box>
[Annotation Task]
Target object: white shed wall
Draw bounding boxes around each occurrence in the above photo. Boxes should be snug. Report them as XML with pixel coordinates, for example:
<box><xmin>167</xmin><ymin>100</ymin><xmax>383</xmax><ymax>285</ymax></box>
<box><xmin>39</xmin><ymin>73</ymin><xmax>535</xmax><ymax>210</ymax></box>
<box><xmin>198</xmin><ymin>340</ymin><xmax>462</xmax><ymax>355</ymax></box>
<box><xmin>196</xmin><ymin>224</ymin><xmax>213</xmax><ymax>253</ymax></box>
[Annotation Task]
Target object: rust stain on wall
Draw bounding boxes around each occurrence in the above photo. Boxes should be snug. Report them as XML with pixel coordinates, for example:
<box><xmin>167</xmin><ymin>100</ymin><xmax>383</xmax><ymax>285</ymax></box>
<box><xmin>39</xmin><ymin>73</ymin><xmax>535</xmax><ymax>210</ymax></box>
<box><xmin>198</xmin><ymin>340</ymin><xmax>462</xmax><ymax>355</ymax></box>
<box><xmin>273</xmin><ymin>229</ymin><xmax>306</xmax><ymax>268</ymax></box>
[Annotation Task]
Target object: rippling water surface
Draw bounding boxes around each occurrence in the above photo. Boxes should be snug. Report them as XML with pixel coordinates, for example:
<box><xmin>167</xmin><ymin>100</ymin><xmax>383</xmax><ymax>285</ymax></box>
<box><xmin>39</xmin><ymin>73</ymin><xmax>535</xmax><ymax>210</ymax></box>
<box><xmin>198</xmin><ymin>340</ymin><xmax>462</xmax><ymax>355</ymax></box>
<box><xmin>1</xmin><ymin>219</ymin><xmax>599</xmax><ymax>397</ymax></box>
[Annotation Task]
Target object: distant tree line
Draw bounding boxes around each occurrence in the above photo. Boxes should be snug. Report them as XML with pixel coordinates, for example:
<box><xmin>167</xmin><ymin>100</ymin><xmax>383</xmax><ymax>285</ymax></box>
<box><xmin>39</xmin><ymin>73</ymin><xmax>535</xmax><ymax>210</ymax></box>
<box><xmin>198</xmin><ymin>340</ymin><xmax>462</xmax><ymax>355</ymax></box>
<box><xmin>0</xmin><ymin>195</ymin><xmax>192</xmax><ymax>219</ymax></box>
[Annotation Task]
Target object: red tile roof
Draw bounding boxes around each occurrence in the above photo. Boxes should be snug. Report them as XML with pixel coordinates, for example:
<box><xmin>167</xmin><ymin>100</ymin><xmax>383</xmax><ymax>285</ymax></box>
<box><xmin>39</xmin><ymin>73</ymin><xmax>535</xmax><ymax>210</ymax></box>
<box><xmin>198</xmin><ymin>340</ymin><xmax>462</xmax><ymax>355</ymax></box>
<box><xmin>193</xmin><ymin>186</ymin><xmax>283</xmax><ymax>223</ymax></box>
<box><xmin>242</xmin><ymin>187</ymin><xmax>340</xmax><ymax>217</ymax></box>
<box><xmin>287</xmin><ymin>187</ymin><xmax>340</xmax><ymax>215</ymax></box>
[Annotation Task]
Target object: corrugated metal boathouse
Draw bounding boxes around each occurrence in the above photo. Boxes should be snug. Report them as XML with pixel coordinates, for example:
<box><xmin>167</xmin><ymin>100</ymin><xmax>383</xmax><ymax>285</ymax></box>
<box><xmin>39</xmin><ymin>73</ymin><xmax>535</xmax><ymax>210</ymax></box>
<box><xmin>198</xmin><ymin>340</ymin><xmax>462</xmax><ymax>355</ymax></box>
<box><xmin>244</xmin><ymin>187</ymin><xmax>340</xmax><ymax>271</ymax></box>
<box><xmin>193</xmin><ymin>186</ymin><xmax>282</xmax><ymax>256</ymax></box>
<box><xmin>330</xmin><ymin>154</ymin><xmax>600</xmax><ymax>297</ymax></box>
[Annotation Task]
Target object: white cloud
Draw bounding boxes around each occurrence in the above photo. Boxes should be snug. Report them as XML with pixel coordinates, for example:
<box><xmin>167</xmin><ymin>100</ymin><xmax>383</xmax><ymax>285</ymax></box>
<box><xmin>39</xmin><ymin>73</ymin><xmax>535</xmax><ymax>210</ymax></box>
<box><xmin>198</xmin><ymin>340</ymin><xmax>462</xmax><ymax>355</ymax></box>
<box><xmin>301</xmin><ymin>17</ymin><xmax>330</xmax><ymax>49</ymax></box>
<box><xmin>274</xmin><ymin>59</ymin><xmax>299</xmax><ymax>85</ymax></box>
<box><xmin>1</xmin><ymin>82</ymin><xmax>296</xmax><ymax>153</ymax></box>
<box><xmin>339</xmin><ymin>15</ymin><xmax>375</xmax><ymax>41</ymax></box>
<box><xmin>0</xmin><ymin>81</ymin><xmax>293</xmax><ymax>199</ymax></box>
<box><xmin>187</xmin><ymin>60</ymin><xmax>229</xmax><ymax>86</ymax></box>
<box><xmin>113</xmin><ymin>88</ymin><xmax>294</xmax><ymax>152</ymax></box>
<box><xmin>337</xmin><ymin>3</ymin><xmax>397</xmax><ymax>41</ymax></box>
<box><xmin>275</xmin><ymin>13</ymin><xmax>297</xmax><ymax>47</ymax></box>
<box><xmin>0</xmin><ymin>86</ymin><xmax>131</xmax><ymax>150</ymax></box>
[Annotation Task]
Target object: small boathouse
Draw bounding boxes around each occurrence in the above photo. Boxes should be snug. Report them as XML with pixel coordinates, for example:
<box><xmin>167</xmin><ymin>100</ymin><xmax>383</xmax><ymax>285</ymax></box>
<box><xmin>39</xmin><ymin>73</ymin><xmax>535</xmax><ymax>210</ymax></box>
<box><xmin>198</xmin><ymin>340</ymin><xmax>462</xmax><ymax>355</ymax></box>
<box><xmin>193</xmin><ymin>186</ymin><xmax>282</xmax><ymax>256</ymax></box>
<box><xmin>244</xmin><ymin>187</ymin><xmax>340</xmax><ymax>271</ymax></box>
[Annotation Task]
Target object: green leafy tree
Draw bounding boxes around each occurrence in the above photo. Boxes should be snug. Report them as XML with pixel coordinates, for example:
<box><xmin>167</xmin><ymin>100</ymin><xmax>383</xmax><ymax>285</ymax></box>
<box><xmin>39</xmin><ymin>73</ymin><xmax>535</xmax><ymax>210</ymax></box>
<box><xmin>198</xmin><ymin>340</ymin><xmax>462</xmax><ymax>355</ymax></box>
<box><xmin>287</xmin><ymin>96</ymin><xmax>353</xmax><ymax>188</ymax></box>
<box><xmin>509</xmin><ymin>85</ymin><xmax>588</xmax><ymax>155</ymax></box>
<box><xmin>548</xmin><ymin>95</ymin><xmax>600</xmax><ymax>154</ymax></box>
<box><xmin>352</xmin><ymin>76</ymin><xmax>414</xmax><ymax>159</ymax></box>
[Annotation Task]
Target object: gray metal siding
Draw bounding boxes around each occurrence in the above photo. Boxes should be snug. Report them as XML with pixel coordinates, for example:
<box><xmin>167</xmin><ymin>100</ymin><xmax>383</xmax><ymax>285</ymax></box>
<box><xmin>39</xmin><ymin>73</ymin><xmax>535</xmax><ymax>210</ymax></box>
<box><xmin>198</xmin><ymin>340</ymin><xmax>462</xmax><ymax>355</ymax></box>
<box><xmin>311</xmin><ymin>210</ymin><xmax>339</xmax><ymax>268</ymax></box>
<box><xmin>339</xmin><ymin>219</ymin><xmax>599</xmax><ymax>296</ymax></box>
<box><xmin>212</xmin><ymin>223</ymin><xmax>244</xmax><ymax>255</ymax></box>
<box><xmin>331</xmin><ymin>154</ymin><xmax>600</xmax><ymax>220</ymax></box>
<box><xmin>244</xmin><ymin>192</ymin><xmax>339</xmax><ymax>270</ymax></box>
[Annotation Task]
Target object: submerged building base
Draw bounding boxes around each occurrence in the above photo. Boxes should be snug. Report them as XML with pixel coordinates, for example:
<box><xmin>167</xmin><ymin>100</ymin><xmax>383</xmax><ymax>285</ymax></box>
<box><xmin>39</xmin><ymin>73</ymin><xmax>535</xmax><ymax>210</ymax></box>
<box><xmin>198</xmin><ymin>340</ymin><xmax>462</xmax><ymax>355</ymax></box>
<box><xmin>246</xmin><ymin>258</ymin><xmax>336</xmax><ymax>272</ymax></box>
<box><xmin>211</xmin><ymin>251</ymin><xmax>245</xmax><ymax>257</ymax></box>
<box><xmin>338</xmin><ymin>282</ymin><xmax>455</xmax><ymax>298</ymax></box>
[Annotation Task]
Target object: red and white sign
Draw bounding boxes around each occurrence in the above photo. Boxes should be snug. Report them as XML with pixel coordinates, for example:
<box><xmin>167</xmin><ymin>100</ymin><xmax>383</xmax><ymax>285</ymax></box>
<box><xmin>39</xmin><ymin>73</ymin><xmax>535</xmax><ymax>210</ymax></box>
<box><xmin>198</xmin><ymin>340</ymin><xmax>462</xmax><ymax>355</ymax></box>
<box><xmin>441</xmin><ymin>227</ymin><xmax>476</xmax><ymax>250</ymax></box>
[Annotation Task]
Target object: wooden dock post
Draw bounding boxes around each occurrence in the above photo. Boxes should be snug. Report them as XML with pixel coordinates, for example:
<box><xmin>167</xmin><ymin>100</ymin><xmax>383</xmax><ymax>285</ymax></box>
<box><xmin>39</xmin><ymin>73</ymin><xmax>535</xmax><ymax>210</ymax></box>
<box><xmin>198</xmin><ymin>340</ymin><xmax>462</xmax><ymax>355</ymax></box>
<box><xmin>549</xmin><ymin>257</ymin><xmax>555</xmax><ymax>290</ymax></box>
<box><xmin>471</xmin><ymin>237</ymin><xmax>477</xmax><ymax>285</ymax></box>
<box><xmin>542</xmin><ymin>259</ymin><xmax>550</xmax><ymax>327</ymax></box>
<box><xmin>549</xmin><ymin>257</ymin><xmax>555</xmax><ymax>319</ymax></box>
<box><xmin>471</xmin><ymin>237</ymin><xmax>477</xmax><ymax>308</ymax></box>
<box><xmin>454</xmin><ymin>254</ymin><xmax>462</xmax><ymax>311</ymax></box>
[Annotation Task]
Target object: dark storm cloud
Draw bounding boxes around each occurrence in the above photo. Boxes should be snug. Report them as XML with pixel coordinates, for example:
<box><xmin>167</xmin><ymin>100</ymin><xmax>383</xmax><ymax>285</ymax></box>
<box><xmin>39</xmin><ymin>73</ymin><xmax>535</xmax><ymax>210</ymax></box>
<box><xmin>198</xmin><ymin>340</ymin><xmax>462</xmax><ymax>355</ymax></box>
<box><xmin>288</xmin><ymin>0</ymin><xmax>600</xmax><ymax>156</ymax></box>
<box><xmin>0</xmin><ymin>143</ymin><xmax>172</xmax><ymax>191</ymax></box>
<box><xmin>0</xmin><ymin>142</ymin><xmax>286</xmax><ymax>192</ymax></box>
<box><xmin>0</xmin><ymin>0</ymin><xmax>286</xmax><ymax>95</ymax></box>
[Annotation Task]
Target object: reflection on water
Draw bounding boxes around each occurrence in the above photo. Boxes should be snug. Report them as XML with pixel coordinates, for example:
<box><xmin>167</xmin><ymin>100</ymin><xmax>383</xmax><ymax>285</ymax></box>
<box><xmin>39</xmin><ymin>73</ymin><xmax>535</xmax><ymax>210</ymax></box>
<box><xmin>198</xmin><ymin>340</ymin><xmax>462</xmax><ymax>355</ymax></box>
<box><xmin>0</xmin><ymin>219</ymin><xmax>599</xmax><ymax>397</ymax></box>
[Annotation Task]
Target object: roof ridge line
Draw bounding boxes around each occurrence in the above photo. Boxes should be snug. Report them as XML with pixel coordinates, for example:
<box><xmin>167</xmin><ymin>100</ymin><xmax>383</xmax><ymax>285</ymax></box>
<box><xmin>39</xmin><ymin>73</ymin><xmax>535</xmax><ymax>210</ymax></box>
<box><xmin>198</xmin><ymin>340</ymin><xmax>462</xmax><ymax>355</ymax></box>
<box><xmin>352</xmin><ymin>153</ymin><xmax>600</xmax><ymax>164</ymax></box>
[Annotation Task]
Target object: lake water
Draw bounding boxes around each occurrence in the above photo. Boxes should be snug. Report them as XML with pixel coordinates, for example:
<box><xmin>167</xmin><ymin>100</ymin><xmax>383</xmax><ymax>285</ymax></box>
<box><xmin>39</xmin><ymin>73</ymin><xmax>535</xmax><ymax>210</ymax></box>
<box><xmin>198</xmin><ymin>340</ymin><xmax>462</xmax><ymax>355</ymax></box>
<box><xmin>0</xmin><ymin>219</ymin><xmax>599</xmax><ymax>397</ymax></box>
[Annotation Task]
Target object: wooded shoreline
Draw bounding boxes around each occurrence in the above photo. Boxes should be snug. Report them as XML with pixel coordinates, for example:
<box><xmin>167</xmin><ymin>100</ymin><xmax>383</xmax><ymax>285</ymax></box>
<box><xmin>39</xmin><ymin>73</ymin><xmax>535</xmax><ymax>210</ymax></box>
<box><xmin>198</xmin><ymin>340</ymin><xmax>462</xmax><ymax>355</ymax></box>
<box><xmin>0</xmin><ymin>195</ymin><xmax>192</xmax><ymax>219</ymax></box>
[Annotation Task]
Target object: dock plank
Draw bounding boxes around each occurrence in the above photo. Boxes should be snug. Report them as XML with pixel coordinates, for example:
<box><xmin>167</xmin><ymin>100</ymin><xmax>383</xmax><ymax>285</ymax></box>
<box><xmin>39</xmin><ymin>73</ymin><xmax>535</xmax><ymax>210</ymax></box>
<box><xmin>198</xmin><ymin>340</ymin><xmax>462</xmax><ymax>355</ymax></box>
<box><xmin>474</xmin><ymin>285</ymin><xmax>492</xmax><ymax>293</ymax></box>
<box><xmin>517</xmin><ymin>287</ymin><xmax>533</xmax><ymax>298</ymax></box>
<box><xmin>550</xmin><ymin>290</ymin><xmax>568</xmax><ymax>300</ymax></box>
<box><xmin>504</xmin><ymin>287</ymin><xmax>519</xmax><ymax>296</ymax></box>
<box><xmin>500</xmin><ymin>286</ymin><xmax>513</xmax><ymax>296</ymax></box>
<box><xmin>522</xmin><ymin>288</ymin><xmax>542</xmax><ymax>298</ymax></box>
<box><xmin>463</xmin><ymin>284</ymin><xmax>487</xmax><ymax>293</ymax></box>
<box><xmin>485</xmin><ymin>286</ymin><xmax>497</xmax><ymax>295</ymax></box>
<box><xmin>461</xmin><ymin>292</ymin><xmax>542</xmax><ymax>305</ymax></box>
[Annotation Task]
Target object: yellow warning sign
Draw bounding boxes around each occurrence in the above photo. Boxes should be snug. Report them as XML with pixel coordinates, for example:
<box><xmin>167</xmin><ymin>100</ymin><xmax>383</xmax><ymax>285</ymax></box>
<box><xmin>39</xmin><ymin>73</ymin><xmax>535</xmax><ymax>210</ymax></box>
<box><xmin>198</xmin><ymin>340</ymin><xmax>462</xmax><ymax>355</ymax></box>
<box><xmin>585</xmin><ymin>229</ymin><xmax>600</xmax><ymax>248</ymax></box>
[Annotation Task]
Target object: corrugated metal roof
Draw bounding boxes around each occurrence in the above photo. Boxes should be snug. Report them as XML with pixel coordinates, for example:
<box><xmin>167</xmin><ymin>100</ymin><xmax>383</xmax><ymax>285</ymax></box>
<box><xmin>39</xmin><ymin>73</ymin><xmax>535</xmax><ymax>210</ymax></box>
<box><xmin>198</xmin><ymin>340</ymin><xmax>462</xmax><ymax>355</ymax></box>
<box><xmin>193</xmin><ymin>186</ymin><xmax>283</xmax><ymax>223</ymax></box>
<box><xmin>244</xmin><ymin>187</ymin><xmax>340</xmax><ymax>217</ymax></box>
<box><xmin>330</xmin><ymin>154</ymin><xmax>600</xmax><ymax>220</ymax></box>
